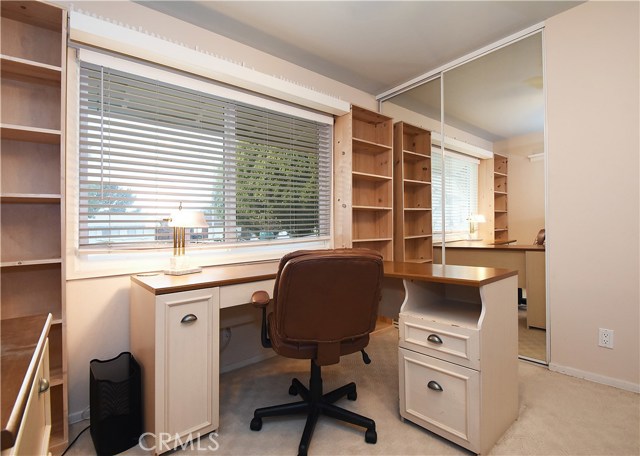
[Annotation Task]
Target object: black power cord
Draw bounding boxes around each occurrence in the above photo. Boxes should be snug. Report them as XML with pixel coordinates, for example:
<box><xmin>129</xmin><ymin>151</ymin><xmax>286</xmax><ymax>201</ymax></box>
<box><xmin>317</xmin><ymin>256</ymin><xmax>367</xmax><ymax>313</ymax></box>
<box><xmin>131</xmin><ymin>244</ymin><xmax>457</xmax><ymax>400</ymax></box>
<box><xmin>60</xmin><ymin>425</ymin><xmax>90</xmax><ymax>456</ymax></box>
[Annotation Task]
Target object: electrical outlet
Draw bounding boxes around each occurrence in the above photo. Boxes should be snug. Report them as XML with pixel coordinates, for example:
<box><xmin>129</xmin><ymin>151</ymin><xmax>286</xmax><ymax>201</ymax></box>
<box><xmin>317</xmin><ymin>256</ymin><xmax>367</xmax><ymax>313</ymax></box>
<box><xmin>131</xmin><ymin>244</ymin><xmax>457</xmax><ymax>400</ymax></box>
<box><xmin>598</xmin><ymin>328</ymin><xmax>614</xmax><ymax>349</ymax></box>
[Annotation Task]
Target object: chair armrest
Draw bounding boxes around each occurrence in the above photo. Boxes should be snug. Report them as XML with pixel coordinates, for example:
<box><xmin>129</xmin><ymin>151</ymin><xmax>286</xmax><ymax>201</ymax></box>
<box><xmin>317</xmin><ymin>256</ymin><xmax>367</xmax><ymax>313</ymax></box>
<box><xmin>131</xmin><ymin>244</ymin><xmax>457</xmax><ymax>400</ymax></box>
<box><xmin>252</xmin><ymin>290</ymin><xmax>272</xmax><ymax>348</ymax></box>
<box><xmin>251</xmin><ymin>290</ymin><xmax>271</xmax><ymax>308</ymax></box>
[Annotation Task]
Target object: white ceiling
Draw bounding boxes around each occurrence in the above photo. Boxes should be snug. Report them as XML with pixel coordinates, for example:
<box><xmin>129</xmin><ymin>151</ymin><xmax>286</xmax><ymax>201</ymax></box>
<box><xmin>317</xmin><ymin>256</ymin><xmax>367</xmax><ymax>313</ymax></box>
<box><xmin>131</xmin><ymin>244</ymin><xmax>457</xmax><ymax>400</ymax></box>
<box><xmin>138</xmin><ymin>1</ymin><xmax>582</xmax><ymax>141</ymax></box>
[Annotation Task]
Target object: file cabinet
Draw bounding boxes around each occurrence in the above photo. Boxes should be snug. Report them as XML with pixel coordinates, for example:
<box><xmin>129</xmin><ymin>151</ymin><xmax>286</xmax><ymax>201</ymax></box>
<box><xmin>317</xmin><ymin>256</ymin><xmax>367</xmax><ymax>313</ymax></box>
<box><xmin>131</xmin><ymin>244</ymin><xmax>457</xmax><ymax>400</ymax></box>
<box><xmin>397</xmin><ymin>272</ymin><xmax>518</xmax><ymax>454</ymax></box>
<box><xmin>130</xmin><ymin>284</ymin><xmax>220</xmax><ymax>454</ymax></box>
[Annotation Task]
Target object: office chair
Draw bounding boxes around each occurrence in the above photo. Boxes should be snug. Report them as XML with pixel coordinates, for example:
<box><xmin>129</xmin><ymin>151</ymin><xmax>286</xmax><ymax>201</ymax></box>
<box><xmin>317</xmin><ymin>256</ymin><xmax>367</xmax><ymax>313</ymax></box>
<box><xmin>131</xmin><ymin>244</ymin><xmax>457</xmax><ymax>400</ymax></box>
<box><xmin>250</xmin><ymin>248</ymin><xmax>384</xmax><ymax>456</ymax></box>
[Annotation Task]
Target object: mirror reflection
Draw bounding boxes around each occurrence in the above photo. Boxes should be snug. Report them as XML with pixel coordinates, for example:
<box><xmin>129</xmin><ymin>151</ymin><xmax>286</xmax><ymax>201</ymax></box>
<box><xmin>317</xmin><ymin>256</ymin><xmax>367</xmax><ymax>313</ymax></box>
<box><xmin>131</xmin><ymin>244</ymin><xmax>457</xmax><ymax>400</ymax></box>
<box><xmin>382</xmin><ymin>33</ymin><xmax>546</xmax><ymax>363</ymax></box>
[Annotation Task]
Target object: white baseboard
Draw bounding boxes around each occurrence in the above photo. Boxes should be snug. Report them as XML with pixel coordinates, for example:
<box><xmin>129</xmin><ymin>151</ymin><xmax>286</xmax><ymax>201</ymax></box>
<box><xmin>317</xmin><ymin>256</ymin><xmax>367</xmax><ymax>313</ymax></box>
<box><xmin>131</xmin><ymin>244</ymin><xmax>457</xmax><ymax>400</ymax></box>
<box><xmin>69</xmin><ymin>410</ymin><xmax>89</xmax><ymax>425</ymax></box>
<box><xmin>549</xmin><ymin>362</ymin><xmax>640</xmax><ymax>393</ymax></box>
<box><xmin>220</xmin><ymin>351</ymin><xmax>277</xmax><ymax>374</ymax></box>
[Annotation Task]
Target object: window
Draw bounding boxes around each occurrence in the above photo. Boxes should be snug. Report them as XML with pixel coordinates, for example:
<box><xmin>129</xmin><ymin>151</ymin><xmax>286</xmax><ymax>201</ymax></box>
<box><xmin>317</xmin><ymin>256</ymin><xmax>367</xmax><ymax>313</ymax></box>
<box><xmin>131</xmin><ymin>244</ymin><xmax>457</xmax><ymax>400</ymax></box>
<box><xmin>78</xmin><ymin>61</ymin><xmax>331</xmax><ymax>250</ymax></box>
<box><xmin>432</xmin><ymin>150</ymin><xmax>479</xmax><ymax>238</ymax></box>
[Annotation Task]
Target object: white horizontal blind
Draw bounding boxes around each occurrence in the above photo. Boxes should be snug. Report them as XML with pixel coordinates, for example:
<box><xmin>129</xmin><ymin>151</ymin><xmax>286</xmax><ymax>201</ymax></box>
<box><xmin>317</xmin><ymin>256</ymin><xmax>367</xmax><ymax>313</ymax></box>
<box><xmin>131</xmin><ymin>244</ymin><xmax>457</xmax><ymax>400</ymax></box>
<box><xmin>432</xmin><ymin>151</ymin><xmax>478</xmax><ymax>234</ymax></box>
<box><xmin>78</xmin><ymin>61</ymin><xmax>331</xmax><ymax>249</ymax></box>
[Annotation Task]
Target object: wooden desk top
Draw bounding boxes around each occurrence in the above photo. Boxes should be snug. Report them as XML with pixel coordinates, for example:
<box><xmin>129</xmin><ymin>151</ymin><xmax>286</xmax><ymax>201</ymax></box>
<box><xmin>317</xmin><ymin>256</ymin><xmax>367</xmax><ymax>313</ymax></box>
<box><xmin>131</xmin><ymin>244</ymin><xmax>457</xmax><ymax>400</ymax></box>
<box><xmin>1</xmin><ymin>314</ymin><xmax>52</xmax><ymax>450</ymax></box>
<box><xmin>131</xmin><ymin>260</ymin><xmax>517</xmax><ymax>295</ymax></box>
<box><xmin>383</xmin><ymin>261</ymin><xmax>517</xmax><ymax>287</ymax></box>
<box><xmin>434</xmin><ymin>241</ymin><xmax>545</xmax><ymax>252</ymax></box>
<box><xmin>131</xmin><ymin>261</ymin><xmax>280</xmax><ymax>295</ymax></box>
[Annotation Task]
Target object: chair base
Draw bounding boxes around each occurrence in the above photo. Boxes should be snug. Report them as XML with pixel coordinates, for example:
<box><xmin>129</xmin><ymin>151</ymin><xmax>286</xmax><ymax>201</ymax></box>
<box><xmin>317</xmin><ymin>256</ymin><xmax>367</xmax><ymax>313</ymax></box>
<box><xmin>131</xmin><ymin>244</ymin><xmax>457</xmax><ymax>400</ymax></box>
<box><xmin>250</xmin><ymin>360</ymin><xmax>376</xmax><ymax>456</ymax></box>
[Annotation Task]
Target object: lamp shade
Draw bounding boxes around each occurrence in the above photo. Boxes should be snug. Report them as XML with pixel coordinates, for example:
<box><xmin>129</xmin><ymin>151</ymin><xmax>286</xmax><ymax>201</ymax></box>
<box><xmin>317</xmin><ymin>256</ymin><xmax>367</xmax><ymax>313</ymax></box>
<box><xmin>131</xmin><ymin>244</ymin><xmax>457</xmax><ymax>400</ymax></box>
<box><xmin>168</xmin><ymin>209</ymin><xmax>208</xmax><ymax>228</ymax></box>
<box><xmin>469</xmin><ymin>214</ymin><xmax>486</xmax><ymax>223</ymax></box>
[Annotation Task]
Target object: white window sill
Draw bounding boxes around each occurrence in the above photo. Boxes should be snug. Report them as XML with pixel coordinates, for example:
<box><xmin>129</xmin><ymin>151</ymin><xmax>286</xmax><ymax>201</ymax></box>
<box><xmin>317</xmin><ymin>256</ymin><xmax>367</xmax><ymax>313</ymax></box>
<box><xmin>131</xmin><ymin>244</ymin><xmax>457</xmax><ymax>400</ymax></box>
<box><xmin>66</xmin><ymin>238</ymin><xmax>331</xmax><ymax>280</ymax></box>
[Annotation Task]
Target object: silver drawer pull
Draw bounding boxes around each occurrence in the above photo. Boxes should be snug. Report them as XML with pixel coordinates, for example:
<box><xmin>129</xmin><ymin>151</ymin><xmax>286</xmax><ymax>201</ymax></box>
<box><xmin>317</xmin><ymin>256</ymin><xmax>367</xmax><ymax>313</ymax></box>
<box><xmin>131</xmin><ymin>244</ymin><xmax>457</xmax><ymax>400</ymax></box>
<box><xmin>427</xmin><ymin>334</ymin><xmax>443</xmax><ymax>344</ymax></box>
<box><xmin>39</xmin><ymin>378</ymin><xmax>50</xmax><ymax>394</ymax></box>
<box><xmin>427</xmin><ymin>380</ymin><xmax>443</xmax><ymax>392</ymax></box>
<box><xmin>181</xmin><ymin>314</ymin><xmax>198</xmax><ymax>324</ymax></box>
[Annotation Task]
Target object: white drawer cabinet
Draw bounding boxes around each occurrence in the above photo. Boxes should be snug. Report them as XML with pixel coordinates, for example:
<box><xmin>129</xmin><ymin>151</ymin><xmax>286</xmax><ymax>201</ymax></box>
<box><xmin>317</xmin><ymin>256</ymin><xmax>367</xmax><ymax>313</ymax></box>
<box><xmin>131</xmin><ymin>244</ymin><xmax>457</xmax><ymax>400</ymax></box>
<box><xmin>397</xmin><ymin>274</ymin><xmax>518</xmax><ymax>455</ymax></box>
<box><xmin>130</xmin><ymin>284</ymin><xmax>219</xmax><ymax>454</ymax></box>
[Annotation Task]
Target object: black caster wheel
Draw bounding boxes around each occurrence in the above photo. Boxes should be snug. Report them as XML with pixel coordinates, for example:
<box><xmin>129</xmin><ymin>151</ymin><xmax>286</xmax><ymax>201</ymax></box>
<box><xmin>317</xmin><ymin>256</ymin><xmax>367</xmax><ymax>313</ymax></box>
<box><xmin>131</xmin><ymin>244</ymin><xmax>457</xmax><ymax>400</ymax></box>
<box><xmin>365</xmin><ymin>428</ymin><xmax>377</xmax><ymax>444</ymax></box>
<box><xmin>250</xmin><ymin>417</ymin><xmax>262</xmax><ymax>431</ymax></box>
<box><xmin>289</xmin><ymin>384</ymin><xmax>298</xmax><ymax>395</ymax></box>
<box><xmin>347</xmin><ymin>390</ymin><xmax>357</xmax><ymax>401</ymax></box>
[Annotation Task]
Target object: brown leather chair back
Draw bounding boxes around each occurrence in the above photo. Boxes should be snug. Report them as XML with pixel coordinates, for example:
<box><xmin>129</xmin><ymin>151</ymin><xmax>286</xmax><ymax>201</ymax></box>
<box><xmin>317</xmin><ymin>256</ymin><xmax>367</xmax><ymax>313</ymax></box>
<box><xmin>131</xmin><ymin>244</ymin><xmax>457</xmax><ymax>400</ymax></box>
<box><xmin>269</xmin><ymin>249</ymin><xmax>384</xmax><ymax>366</ymax></box>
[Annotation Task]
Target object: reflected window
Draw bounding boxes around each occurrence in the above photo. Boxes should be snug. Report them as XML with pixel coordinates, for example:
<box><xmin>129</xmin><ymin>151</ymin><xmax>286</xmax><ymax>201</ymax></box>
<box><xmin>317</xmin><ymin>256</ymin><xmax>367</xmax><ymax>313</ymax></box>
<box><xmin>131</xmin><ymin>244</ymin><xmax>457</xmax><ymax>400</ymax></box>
<box><xmin>432</xmin><ymin>151</ymin><xmax>478</xmax><ymax>240</ymax></box>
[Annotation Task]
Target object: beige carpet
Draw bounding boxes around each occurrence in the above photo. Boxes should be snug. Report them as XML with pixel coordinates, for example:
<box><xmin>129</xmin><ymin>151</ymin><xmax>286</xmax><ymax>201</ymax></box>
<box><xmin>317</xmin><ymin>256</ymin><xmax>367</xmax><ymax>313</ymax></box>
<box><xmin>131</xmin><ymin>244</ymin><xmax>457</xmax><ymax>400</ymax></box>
<box><xmin>68</xmin><ymin>327</ymin><xmax>639</xmax><ymax>455</ymax></box>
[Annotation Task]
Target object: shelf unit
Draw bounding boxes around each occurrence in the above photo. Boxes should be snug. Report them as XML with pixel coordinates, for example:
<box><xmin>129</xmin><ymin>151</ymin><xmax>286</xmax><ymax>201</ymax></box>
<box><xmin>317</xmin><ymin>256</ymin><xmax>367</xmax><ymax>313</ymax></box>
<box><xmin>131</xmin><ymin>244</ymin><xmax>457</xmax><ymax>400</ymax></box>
<box><xmin>0</xmin><ymin>1</ymin><xmax>68</xmax><ymax>452</ymax></box>
<box><xmin>393</xmin><ymin>122</ymin><xmax>432</xmax><ymax>263</ymax></box>
<box><xmin>334</xmin><ymin>106</ymin><xmax>394</xmax><ymax>259</ymax></box>
<box><xmin>493</xmin><ymin>153</ymin><xmax>509</xmax><ymax>243</ymax></box>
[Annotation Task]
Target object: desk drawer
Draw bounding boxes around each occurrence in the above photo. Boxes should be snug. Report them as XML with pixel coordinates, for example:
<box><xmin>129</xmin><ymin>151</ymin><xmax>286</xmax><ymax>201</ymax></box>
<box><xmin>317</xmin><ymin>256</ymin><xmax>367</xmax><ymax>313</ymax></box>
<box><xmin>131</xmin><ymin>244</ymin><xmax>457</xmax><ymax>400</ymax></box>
<box><xmin>219</xmin><ymin>279</ymin><xmax>275</xmax><ymax>309</ymax></box>
<box><xmin>399</xmin><ymin>313</ymin><xmax>480</xmax><ymax>370</ymax></box>
<box><xmin>399</xmin><ymin>347</ymin><xmax>479</xmax><ymax>452</ymax></box>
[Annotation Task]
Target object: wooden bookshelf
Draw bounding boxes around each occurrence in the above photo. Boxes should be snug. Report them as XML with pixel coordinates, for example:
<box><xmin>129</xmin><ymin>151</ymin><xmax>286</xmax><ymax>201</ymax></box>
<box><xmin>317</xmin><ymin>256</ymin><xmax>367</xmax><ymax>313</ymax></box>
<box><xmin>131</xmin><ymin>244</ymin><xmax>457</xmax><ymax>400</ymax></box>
<box><xmin>493</xmin><ymin>153</ymin><xmax>509</xmax><ymax>243</ymax></box>
<box><xmin>393</xmin><ymin>122</ymin><xmax>433</xmax><ymax>263</ymax></box>
<box><xmin>0</xmin><ymin>1</ymin><xmax>68</xmax><ymax>452</ymax></box>
<box><xmin>335</xmin><ymin>106</ymin><xmax>394</xmax><ymax>259</ymax></box>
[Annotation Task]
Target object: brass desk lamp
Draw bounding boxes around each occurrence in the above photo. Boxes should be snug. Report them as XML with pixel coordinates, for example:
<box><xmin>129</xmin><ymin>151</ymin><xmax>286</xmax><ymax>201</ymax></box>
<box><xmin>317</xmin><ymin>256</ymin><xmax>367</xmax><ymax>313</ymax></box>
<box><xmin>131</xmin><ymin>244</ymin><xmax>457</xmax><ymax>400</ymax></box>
<box><xmin>165</xmin><ymin>204</ymin><xmax>208</xmax><ymax>275</ymax></box>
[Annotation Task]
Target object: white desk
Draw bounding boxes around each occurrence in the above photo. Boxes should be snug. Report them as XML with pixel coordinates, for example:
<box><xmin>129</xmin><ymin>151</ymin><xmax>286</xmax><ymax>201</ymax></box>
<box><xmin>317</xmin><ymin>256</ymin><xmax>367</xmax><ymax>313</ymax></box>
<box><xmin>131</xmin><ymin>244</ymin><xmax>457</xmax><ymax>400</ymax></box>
<box><xmin>130</xmin><ymin>260</ymin><xmax>518</xmax><ymax>455</ymax></box>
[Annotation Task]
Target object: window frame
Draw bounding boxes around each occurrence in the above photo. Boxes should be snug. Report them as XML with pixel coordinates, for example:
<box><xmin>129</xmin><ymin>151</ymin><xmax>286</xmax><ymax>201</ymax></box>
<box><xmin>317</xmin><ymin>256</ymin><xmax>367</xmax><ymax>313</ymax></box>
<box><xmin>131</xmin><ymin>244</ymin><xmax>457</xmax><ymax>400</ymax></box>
<box><xmin>66</xmin><ymin>49</ymin><xmax>333</xmax><ymax>279</ymax></box>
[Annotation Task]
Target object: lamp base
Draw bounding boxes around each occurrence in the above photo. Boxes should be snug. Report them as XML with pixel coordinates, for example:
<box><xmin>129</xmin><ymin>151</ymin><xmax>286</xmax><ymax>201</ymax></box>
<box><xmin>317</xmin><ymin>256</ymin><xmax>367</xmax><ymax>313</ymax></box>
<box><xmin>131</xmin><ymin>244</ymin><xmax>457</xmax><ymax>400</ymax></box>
<box><xmin>164</xmin><ymin>255</ymin><xmax>202</xmax><ymax>275</ymax></box>
<box><xmin>164</xmin><ymin>266</ymin><xmax>202</xmax><ymax>276</ymax></box>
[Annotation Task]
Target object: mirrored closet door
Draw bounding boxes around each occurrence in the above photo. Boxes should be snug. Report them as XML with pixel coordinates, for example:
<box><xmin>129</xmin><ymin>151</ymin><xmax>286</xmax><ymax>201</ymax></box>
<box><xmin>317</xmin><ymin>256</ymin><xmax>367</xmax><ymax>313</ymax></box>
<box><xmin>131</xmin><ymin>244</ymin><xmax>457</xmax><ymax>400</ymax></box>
<box><xmin>381</xmin><ymin>32</ymin><xmax>547</xmax><ymax>363</ymax></box>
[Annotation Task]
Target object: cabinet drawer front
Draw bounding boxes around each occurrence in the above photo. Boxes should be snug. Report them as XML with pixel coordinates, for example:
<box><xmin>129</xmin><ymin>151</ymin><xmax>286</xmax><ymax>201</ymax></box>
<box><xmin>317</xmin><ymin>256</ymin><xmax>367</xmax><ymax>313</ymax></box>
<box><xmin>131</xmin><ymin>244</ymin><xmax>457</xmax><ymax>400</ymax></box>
<box><xmin>219</xmin><ymin>279</ymin><xmax>275</xmax><ymax>309</ymax></box>
<box><xmin>160</xmin><ymin>289</ymin><xmax>218</xmax><ymax>440</ymax></box>
<box><xmin>399</xmin><ymin>348</ymin><xmax>479</xmax><ymax>450</ymax></box>
<box><xmin>399</xmin><ymin>314</ymin><xmax>479</xmax><ymax>369</ymax></box>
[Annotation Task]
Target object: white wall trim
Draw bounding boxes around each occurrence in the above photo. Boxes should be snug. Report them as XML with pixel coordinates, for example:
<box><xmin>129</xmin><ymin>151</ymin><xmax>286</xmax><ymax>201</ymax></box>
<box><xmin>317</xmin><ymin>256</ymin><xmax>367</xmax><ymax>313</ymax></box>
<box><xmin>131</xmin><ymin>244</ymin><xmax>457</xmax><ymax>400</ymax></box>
<box><xmin>69</xmin><ymin>10</ymin><xmax>350</xmax><ymax>116</ymax></box>
<box><xmin>68</xmin><ymin>411</ymin><xmax>84</xmax><ymax>425</ymax></box>
<box><xmin>542</xmin><ymin>28</ymin><xmax>551</xmax><ymax>365</ymax></box>
<box><xmin>68</xmin><ymin>408</ymin><xmax>90</xmax><ymax>425</ymax></box>
<box><xmin>549</xmin><ymin>362</ymin><xmax>640</xmax><ymax>393</ymax></box>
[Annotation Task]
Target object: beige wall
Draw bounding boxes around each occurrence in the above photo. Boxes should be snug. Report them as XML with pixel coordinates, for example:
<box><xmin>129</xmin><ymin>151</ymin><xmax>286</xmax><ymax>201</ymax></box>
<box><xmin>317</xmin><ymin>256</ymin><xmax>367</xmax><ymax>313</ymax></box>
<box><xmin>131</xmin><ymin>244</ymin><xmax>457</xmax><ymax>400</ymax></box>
<box><xmin>66</xmin><ymin>276</ymin><xmax>130</xmax><ymax>420</ymax></box>
<box><xmin>545</xmin><ymin>1</ymin><xmax>639</xmax><ymax>390</ymax></box>
<box><xmin>494</xmin><ymin>132</ymin><xmax>545</xmax><ymax>244</ymax></box>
